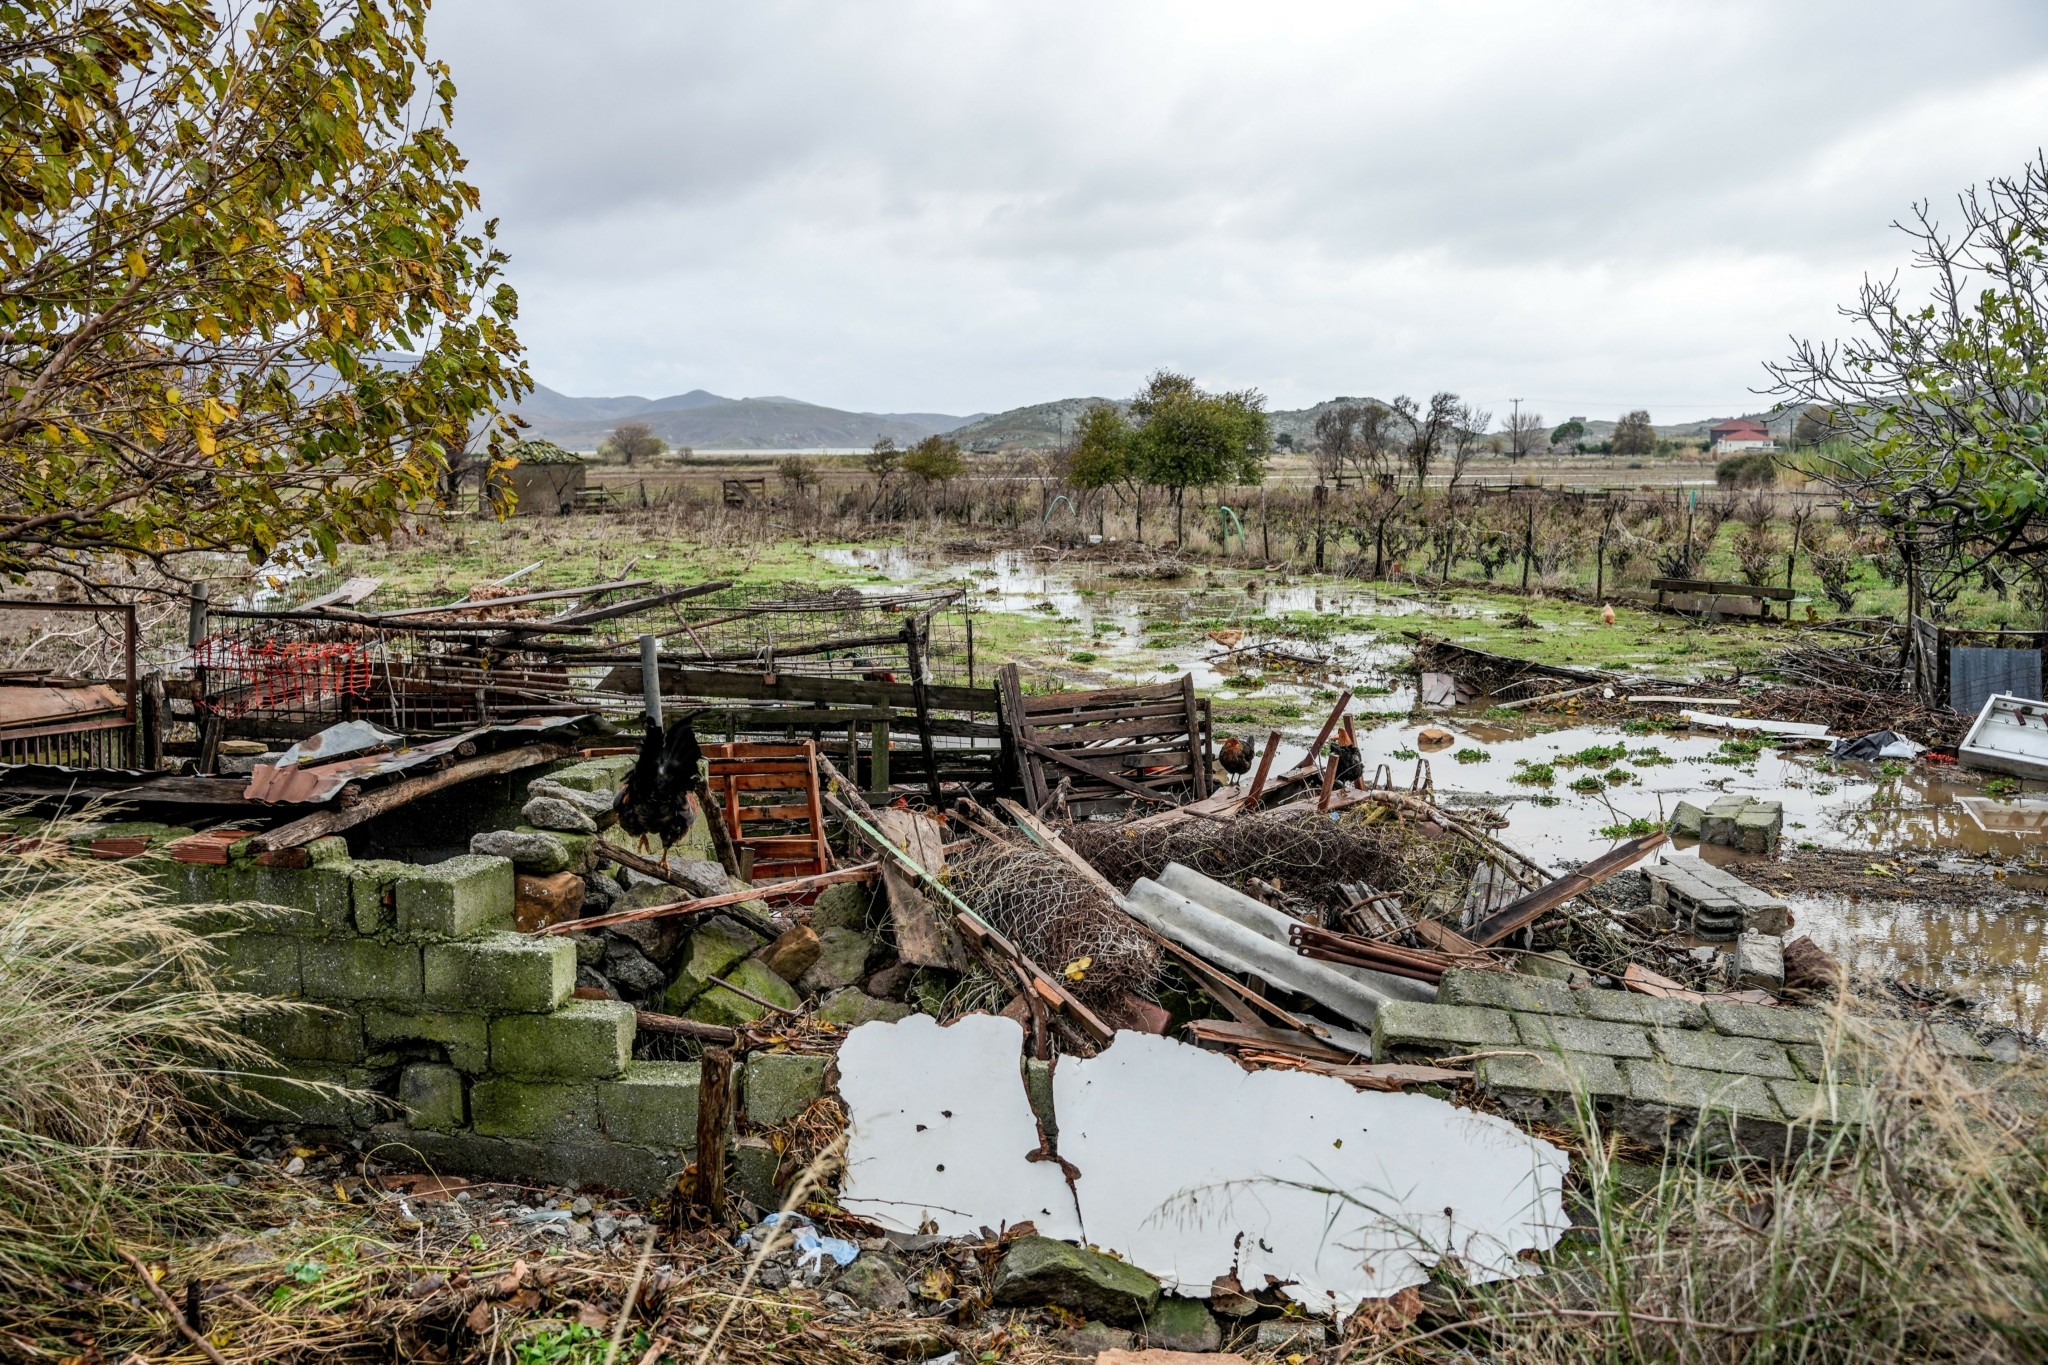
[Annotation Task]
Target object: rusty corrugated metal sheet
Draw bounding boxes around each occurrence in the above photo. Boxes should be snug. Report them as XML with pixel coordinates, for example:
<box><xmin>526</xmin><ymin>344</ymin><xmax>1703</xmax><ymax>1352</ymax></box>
<box><xmin>0</xmin><ymin>683</ymin><xmax>124</xmax><ymax>729</ymax></box>
<box><xmin>243</xmin><ymin>714</ymin><xmax>597</xmax><ymax>805</ymax></box>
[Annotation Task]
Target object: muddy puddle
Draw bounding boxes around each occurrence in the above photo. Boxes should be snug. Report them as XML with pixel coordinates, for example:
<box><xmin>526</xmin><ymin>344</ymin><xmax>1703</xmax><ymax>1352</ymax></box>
<box><xmin>821</xmin><ymin>543</ymin><xmax>2048</xmax><ymax>1036</ymax></box>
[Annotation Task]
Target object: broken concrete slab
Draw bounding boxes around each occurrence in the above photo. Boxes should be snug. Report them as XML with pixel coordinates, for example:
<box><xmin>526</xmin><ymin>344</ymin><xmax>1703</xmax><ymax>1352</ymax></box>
<box><xmin>836</xmin><ymin>1014</ymin><xmax>1083</xmax><ymax>1239</ymax></box>
<box><xmin>1643</xmin><ymin>856</ymin><xmax>1791</xmax><ymax>938</ymax></box>
<box><xmin>1054</xmin><ymin>1031</ymin><xmax>1569</xmax><ymax>1315</ymax></box>
<box><xmin>990</xmin><ymin>1235</ymin><xmax>1162</xmax><ymax>1325</ymax></box>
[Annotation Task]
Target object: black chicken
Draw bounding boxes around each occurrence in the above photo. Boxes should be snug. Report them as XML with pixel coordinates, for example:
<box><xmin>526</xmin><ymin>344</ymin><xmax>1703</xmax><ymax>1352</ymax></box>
<box><xmin>1328</xmin><ymin>735</ymin><xmax>1365</xmax><ymax>787</ymax></box>
<box><xmin>1218</xmin><ymin>735</ymin><xmax>1256</xmax><ymax>781</ymax></box>
<box><xmin>617</xmin><ymin>710</ymin><xmax>704</xmax><ymax>847</ymax></box>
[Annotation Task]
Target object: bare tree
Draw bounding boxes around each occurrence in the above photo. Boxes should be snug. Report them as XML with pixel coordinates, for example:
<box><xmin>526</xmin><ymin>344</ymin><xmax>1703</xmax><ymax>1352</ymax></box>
<box><xmin>1505</xmin><ymin>408</ymin><xmax>1547</xmax><ymax>463</ymax></box>
<box><xmin>1313</xmin><ymin>404</ymin><xmax>1363</xmax><ymax>491</ymax></box>
<box><xmin>1401</xmin><ymin>392</ymin><xmax>1461</xmax><ymax>491</ymax></box>
<box><xmin>1445</xmin><ymin>403</ymin><xmax>1492</xmax><ymax>490</ymax></box>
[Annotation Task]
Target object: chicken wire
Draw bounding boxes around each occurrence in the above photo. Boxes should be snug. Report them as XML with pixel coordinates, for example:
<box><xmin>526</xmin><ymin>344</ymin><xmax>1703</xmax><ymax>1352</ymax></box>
<box><xmin>947</xmin><ymin>842</ymin><xmax>1161</xmax><ymax>1007</ymax></box>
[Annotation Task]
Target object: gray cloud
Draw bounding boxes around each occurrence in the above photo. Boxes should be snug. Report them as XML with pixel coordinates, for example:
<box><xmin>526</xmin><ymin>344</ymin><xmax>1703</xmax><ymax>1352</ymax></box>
<box><xmin>428</xmin><ymin>0</ymin><xmax>2048</xmax><ymax>419</ymax></box>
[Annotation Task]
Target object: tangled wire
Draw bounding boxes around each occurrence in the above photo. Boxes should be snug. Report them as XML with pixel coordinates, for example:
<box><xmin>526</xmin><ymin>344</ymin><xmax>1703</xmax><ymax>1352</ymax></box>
<box><xmin>1059</xmin><ymin>808</ymin><xmax>1485</xmax><ymax>915</ymax></box>
<box><xmin>947</xmin><ymin>843</ymin><xmax>1161</xmax><ymax>1007</ymax></box>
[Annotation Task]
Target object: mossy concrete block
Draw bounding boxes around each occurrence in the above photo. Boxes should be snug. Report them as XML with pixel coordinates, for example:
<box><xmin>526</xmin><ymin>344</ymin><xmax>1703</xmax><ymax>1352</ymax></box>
<box><xmin>304</xmin><ymin>836</ymin><xmax>351</xmax><ymax>866</ymax></box>
<box><xmin>1575</xmin><ymin>990</ymin><xmax>1706</xmax><ymax>1031</ymax></box>
<box><xmin>1372</xmin><ymin>1000</ymin><xmax>1516</xmax><ymax>1061</ymax></box>
<box><xmin>245</xmin><ymin>1006</ymin><xmax>364</xmax><ymax>1064</ymax></box>
<box><xmin>1767</xmin><ymin>1077</ymin><xmax>1877</xmax><ymax>1127</ymax></box>
<box><xmin>1700</xmin><ymin>1001</ymin><xmax>1830</xmax><ymax>1046</ymax></box>
<box><xmin>220</xmin><ymin>932</ymin><xmax>303</xmax><ymax>996</ymax></box>
<box><xmin>301</xmin><ymin>937</ymin><xmax>423</xmax><ymax>1003</ymax></box>
<box><xmin>1656</xmin><ymin>1029</ymin><xmax>1798</xmax><ymax>1079</ymax></box>
<box><xmin>400</xmin><ymin>1062</ymin><xmax>466</xmax><ymax>1131</ymax></box>
<box><xmin>236</xmin><ymin>1063</ymin><xmax>380</xmax><ymax>1129</ymax></box>
<box><xmin>471</xmin><ymin>1077</ymin><xmax>601</xmax><ymax>1141</ymax></box>
<box><xmin>744</xmin><ymin>1052</ymin><xmax>828</xmax><ymax>1127</ymax></box>
<box><xmin>732</xmin><ymin>1134</ymin><xmax>783</xmax><ymax>1209</ymax></box>
<box><xmin>365</xmin><ymin>1121</ymin><xmax>682</xmax><ymax>1197</ymax></box>
<box><xmin>1667</xmin><ymin>800</ymin><xmax>1708</xmax><ymax>840</ymax></box>
<box><xmin>395</xmin><ymin>855</ymin><xmax>515</xmax><ymax>940</ymax></box>
<box><xmin>1514</xmin><ymin>1012</ymin><xmax>1655</xmax><ymax>1060</ymax></box>
<box><xmin>1021</xmin><ymin>1056</ymin><xmax>1057</xmax><ymax>1140</ymax></box>
<box><xmin>243</xmin><ymin>864</ymin><xmax>355</xmax><ymax>936</ymax></box>
<box><xmin>685</xmin><ymin>958</ymin><xmax>799</xmax><ymax>1027</ymax></box>
<box><xmin>663</xmin><ymin>915</ymin><xmax>768</xmax><ymax>1011</ymax></box>
<box><xmin>490</xmin><ymin>999</ymin><xmax>634</xmax><ymax>1081</ymax></box>
<box><xmin>815</xmin><ymin>989</ymin><xmax>910</xmax><ymax>1027</ymax></box>
<box><xmin>364</xmin><ymin>1006</ymin><xmax>491</xmax><ymax>1073</ymax></box>
<box><xmin>1436</xmin><ymin>967</ymin><xmax>1578</xmax><ymax>1016</ymax></box>
<box><xmin>348</xmin><ymin>859</ymin><xmax>411</xmax><ymax>935</ymax></box>
<box><xmin>423</xmin><ymin>932</ymin><xmax>574</xmax><ymax>1013</ymax></box>
<box><xmin>1475</xmin><ymin>1049</ymin><xmax>1628</xmax><ymax>1126</ymax></box>
<box><xmin>1927</xmin><ymin>1021</ymin><xmax>1992</xmax><ymax>1060</ymax></box>
<box><xmin>1620</xmin><ymin>1058</ymin><xmax>1780</xmax><ymax>1119</ymax></box>
<box><xmin>599</xmin><ymin>1061</ymin><xmax>702</xmax><ymax>1149</ymax></box>
<box><xmin>990</xmin><ymin>1236</ymin><xmax>1162</xmax><ymax>1325</ymax></box>
<box><xmin>543</xmin><ymin>754</ymin><xmax>636</xmax><ymax>792</ymax></box>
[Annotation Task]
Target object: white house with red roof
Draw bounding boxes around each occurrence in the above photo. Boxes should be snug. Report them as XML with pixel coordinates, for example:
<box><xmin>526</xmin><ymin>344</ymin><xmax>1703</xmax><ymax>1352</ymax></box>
<box><xmin>1708</xmin><ymin>418</ymin><xmax>1775</xmax><ymax>453</ymax></box>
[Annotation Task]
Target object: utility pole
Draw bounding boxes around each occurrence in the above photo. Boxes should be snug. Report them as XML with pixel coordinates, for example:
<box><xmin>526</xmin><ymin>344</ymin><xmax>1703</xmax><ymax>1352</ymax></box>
<box><xmin>1509</xmin><ymin>398</ymin><xmax>1523</xmax><ymax>464</ymax></box>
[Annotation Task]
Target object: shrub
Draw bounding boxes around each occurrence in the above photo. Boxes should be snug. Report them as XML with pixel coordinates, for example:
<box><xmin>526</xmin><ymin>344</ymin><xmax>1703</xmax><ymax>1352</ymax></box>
<box><xmin>1716</xmin><ymin>450</ymin><xmax>1778</xmax><ymax>487</ymax></box>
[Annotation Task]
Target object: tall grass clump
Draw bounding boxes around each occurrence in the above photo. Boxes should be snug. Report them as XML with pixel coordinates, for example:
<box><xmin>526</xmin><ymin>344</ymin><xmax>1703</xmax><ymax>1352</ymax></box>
<box><xmin>1388</xmin><ymin>1011</ymin><xmax>2048</xmax><ymax>1363</ymax></box>
<box><xmin>0</xmin><ymin>820</ymin><xmax>287</xmax><ymax>1330</ymax></box>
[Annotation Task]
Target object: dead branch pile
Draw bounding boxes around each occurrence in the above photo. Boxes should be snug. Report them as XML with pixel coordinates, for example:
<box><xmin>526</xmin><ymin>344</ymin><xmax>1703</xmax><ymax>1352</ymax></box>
<box><xmin>1754</xmin><ymin>684</ymin><xmax>1969</xmax><ymax>745</ymax></box>
<box><xmin>1771</xmin><ymin>641</ymin><xmax>1906</xmax><ymax>693</ymax></box>
<box><xmin>1060</xmin><ymin>808</ymin><xmax>1486</xmax><ymax>914</ymax></box>
<box><xmin>947</xmin><ymin>842</ymin><xmax>1160</xmax><ymax>1006</ymax></box>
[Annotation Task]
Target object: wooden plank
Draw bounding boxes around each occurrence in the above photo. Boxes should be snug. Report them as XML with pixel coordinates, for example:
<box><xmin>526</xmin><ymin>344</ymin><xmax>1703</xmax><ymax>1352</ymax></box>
<box><xmin>1023</xmin><ymin>701</ymin><xmax>1195</xmax><ymax>729</ymax></box>
<box><xmin>1182</xmin><ymin>674</ymin><xmax>1208</xmax><ymax>800</ymax></box>
<box><xmin>1024</xmin><ymin>714</ymin><xmax>1208</xmax><ymax>744</ymax></box>
<box><xmin>0</xmin><ymin>772</ymin><xmax>254</xmax><ymax>806</ymax></box>
<box><xmin>874</xmin><ymin>807</ymin><xmax>967</xmax><ymax>970</ymax></box>
<box><xmin>997</xmin><ymin>664</ymin><xmax>1046</xmax><ymax>811</ymax></box>
<box><xmin>621</xmin><ymin>663</ymin><xmax>999</xmax><ymax>714</ymax></box>
<box><xmin>1409</xmin><ymin>919</ymin><xmax>1483</xmax><ymax>956</ymax></box>
<box><xmin>554</xmin><ymin>863</ymin><xmax>877</xmax><ymax>933</ymax></box>
<box><xmin>1463</xmin><ymin>830</ymin><xmax>1667</xmax><ymax>946</ymax></box>
<box><xmin>1649</xmin><ymin>577</ymin><xmax>1795</xmax><ymax>601</ymax></box>
<box><xmin>375</xmin><ymin>577</ymin><xmax>654</xmax><ymax>618</ymax></box>
<box><xmin>1020</xmin><ymin>679</ymin><xmax>1185</xmax><ymax>711</ymax></box>
<box><xmin>245</xmin><ymin>743</ymin><xmax>575</xmax><ymax>852</ymax></box>
<box><xmin>694</xmin><ymin>1047</ymin><xmax>733</xmax><ymax>1217</ymax></box>
<box><xmin>1182</xmin><ymin>1019</ymin><xmax>1361</xmax><ymax>1064</ymax></box>
<box><xmin>1018</xmin><ymin>736</ymin><xmax>1187</xmax><ymax>805</ymax></box>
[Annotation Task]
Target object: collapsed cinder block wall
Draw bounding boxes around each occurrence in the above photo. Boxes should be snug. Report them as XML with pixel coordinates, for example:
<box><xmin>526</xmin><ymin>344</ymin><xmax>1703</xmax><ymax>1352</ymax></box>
<box><xmin>123</xmin><ymin>752</ymin><xmax>821</xmax><ymax>1196</ymax></box>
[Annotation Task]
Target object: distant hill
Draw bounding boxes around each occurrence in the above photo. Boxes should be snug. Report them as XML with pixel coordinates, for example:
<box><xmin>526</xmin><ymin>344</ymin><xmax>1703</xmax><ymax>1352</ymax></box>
<box><xmin>947</xmin><ymin>397</ymin><xmax>1124</xmax><ymax>451</ymax></box>
<box><xmin>514</xmin><ymin>383</ymin><xmax>976</xmax><ymax>450</ymax></box>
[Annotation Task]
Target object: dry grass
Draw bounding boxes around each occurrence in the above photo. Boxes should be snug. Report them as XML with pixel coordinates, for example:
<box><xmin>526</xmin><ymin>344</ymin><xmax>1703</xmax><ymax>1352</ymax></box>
<box><xmin>0</xmin><ymin>811</ymin><xmax>298</xmax><ymax>1349</ymax></box>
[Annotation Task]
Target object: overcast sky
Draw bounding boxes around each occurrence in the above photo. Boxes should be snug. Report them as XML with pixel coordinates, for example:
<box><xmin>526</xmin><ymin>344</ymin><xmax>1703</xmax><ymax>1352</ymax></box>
<box><xmin>428</xmin><ymin>1</ymin><xmax>2048</xmax><ymax>422</ymax></box>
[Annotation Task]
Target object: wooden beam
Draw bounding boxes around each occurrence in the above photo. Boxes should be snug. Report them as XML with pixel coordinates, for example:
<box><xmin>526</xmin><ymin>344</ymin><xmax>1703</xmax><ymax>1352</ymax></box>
<box><xmin>244</xmin><ymin>743</ymin><xmax>574</xmax><ymax>852</ymax></box>
<box><xmin>551</xmin><ymin>863</ymin><xmax>878</xmax><ymax>933</ymax></box>
<box><xmin>1463</xmin><ymin>830</ymin><xmax>1667</xmax><ymax>946</ymax></box>
<box><xmin>1018</xmin><ymin>733</ymin><xmax>1184</xmax><ymax>805</ymax></box>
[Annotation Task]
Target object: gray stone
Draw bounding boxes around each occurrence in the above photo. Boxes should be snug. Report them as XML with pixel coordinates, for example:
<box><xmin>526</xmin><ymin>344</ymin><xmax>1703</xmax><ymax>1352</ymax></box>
<box><xmin>527</xmin><ymin>778</ymin><xmax>616</xmax><ymax>819</ymax></box>
<box><xmin>1668</xmin><ymin>800</ymin><xmax>1708</xmax><ymax>839</ymax></box>
<box><xmin>685</xmin><ymin>958</ymin><xmax>800</xmax><ymax>1027</ymax></box>
<box><xmin>394</xmin><ymin>855</ymin><xmax>516</xmax><ymax>940</ymax></box>
<box><xmin>1373</xmin><ymin>1001</ymin><xmax>1517</xmax><ymax>1061</ymax></box>
<box><xmin>1255</xmin><ymin>1320</ymin><xmax>1328</xmax><ymax>1351</ymax></box>
<box><xmin>1700</xmin><ymin>793</ymin><xmax>1750</xmax><ymax>846</ymax></box>
<box><xmin>582</xmin><ymin>871</ymin><xmax>623</xmax><ymax>915</ymax></box>
<box><xmin>832</xmin><ymin>1252</ymin><xmax>910</xmax><ymax>1311</ymax></box>
<box><xmin>1768</xmin><ymin>1077</ymin><xmax>1878</xmax><ymax>1127</ymax></box>
<box><xmin>990</xmin><ymin>1236</ymin><xmax>1161</xmax><ymax>1325</ymax></box>
<box><xmin>809</xmin><ymin>880</ymin><xmax>875</xmax><ymax>931</ymax></box>
<box><xmin>1655</xmin><ymin>1029</ymin><xmax>1799</xmax><ymax>1079</ymax></box>
<box><xmin>244</xmin><ymin>1006</ymin><xmax>365</xmax><ymax>1064</ymax></box>
<box><xmin>745</xmin><ymin>1052</ymin><xmax>829</xmax><ymax>1127</ymax></box>
<box><xmin>1514</xmin><ymin>1012</ymin><xmax>1656</xmax><ymax>1060</ymax></box>
<box><xmin>663</xmin><ymin>916</ymin><xmax>768</xmax><ymax>1010</ymax></box>
<box><xmin>522</xmin><ymin>795</ymin><xmax>598</xmax><ymax>835</ymax></box>
<box><xmin>608</xmin><ymin>916</ymin><xmax>685</xmax><ymax>967</ymax></box>
<box><xmin>1518</xmin><ymin>950</ymin><xmax>1593</xmax><ymax>986</ymax></box>
<box><xmin>1062</xmin><ymin>1324</ymin><xmax>1135</xmax><ymax>1355</ymax></box>
<box><xmin>575</xmin><ymin>965</ymin><xmax>617</xmax><ymax>998</ymax></box>
<box><xmin>1141</xmin><ymin>1296</ymin><xmax>1221</xmax><ymax>1352</ymax></box>
<box><xmin>816</xmin><ymin>989</ymin><xmax>911</xmax><ymax>1027</ymax></box>
<box><xmin>661</xmin><ymin>858</ymin><xmax>733</xmax><ymax>900</ymax></box>
<box><xmin>1734</xmin><ymin>799</ymin><xmax>1784</xmax><ymax>854</ymax></box>
<box><xmin>1021</xmin><ymin>1056</ymin><xmax>1057</xmax><ymax>1140</ymax></box>
<box><xmin>1928</xmin><ymin>1021</ymin><xmax>1992</xmax><ymax>1060</ymax></box>
<box><xmin>797</xmin><ymin>925</ymin><xmax>874</xmax><ymax>993</ymax></box>
<box><xmin>469</xmin><ymin>829</ymin><xmax>571</xmax><ymax>874</ymax></box>
<box><xmin>570</xmin><ymin>933</ymin><xmax>605</xmax><ymax>966</ymax></box>
<box><xmin>603</xmin><ymin>940</ymin><xmax>667</xmax><ymax>997</ymax></box>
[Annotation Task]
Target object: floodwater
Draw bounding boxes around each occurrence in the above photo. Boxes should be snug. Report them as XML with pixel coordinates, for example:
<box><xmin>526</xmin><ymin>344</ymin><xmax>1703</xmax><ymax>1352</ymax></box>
<box><xmin>822</xmin><ymin>544</ymin><xmax>2048</xmax><ymax>1036</ymax></box>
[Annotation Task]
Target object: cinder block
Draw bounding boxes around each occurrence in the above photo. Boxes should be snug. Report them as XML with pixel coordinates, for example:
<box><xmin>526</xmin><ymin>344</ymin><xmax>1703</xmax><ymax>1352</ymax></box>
<box><xmin>364</xmin><ymin>1121</ymin><xmax>682</xmax><ymax>1197</ymax></box>
<box><xmin>542</xmin><ymin>755</ymin><xmax>636</xmax><ymax>792</ymax></box>
<box><xmin>349</xmin><ymin>859</ymin><xmax>411</xmax><ymax>935</ymax></box>
<box><xmin>423</xmin><ymin>932</ymin><xmax>574</xmax><ymax>1013</ymax></box>
<box><xmin>231</xmin><ymin>1062</ymin><xmax>381</xmax><ymax>1129</ymax></box>
<box><xmin>744</xmin><ymin>1051</ymin><xmax>829</xmax><ymax>1126</ymax></box>
<box><xmin>248</xmin><ymin>864</ymin><xmax>356</xmax><ymax>936</ymax></box>
<box><xmin>363</xmin><ymin>1006</ymin><xmax>491</xmax><ymax>1073</ymax></box>
<box><xmin>1435</xmin><ymin>968</ymin><xmax>1579</xmax><ymax>1016</ymax></box>
<box><xmin>300</xmin><ymin>938</ymin><xmax>423</xmax><ymax>1002</ymax></box>
<box><xmin>1474</xmin><ymin>1049</ymin><xmax>1627</xmax><ymax>1128</ymax></box>
<box><xmin>489</xmin><ymin>999</ymin><xmax>635</xmax><ymax>1081</ymax></box>
<box><xmin>1371</xmin><ymin>1001</ymin><xmax>1516</xmax><ymax>1061</ymax></box>
<box><xmin>600</xmin><ymin>1061</ymin><xmax>703</xmax><ymax>1148</ymax></box>
<box><xmin>395</xmin><ymin>855</ymin><xmax>515</xmax><ymax>940</ymax></box>
<box><xmin>1725</xmin><ymin>932</ymin><xmax>1784</xmax><ymax>994</ymax></box>
<box><xmin>1701</xmin><ymin>1001</ymin><xmax>1831</xmax><ymax>1046</ymax></box>
<box><xmin>1574</xmin><ymin>990</ymin><xmax>1706</xmax><ymax>1031</ymax></box>
<box><xmin>470</xmin><ymin>1077</ymin><xmax>600</xmax><ymax>1142</ymax></box>
<box><xmin>1514</xmin><ymin>1012</ymin><xmax>1655</xmax><ymax>1060</ymax></box>
<box><xmin>1656</xmin><ymin>1028</ymin><xmax>1799</xmax><ymax>1079</ymax></box>
<box><xmin>1927</xmin><ymin>1021</ymin><xmax>1992</xmax><ymax>1060</ymax></box>
<box><xmin>304</xmin><ymin>836</ymin><xmax>352</xmax><ymax>866</ymax></box>
<box><xmin>1767</xmin><ymin>1077</ymin><xmax>1877</xmax><ymax>1127</ymax></box>
<box><xmin>245</xmin><ymin>1005</ymin><xmax>364</xmax><ymax>1063</ymax></box>
<box><xmin>219</xmin><ymin>932</ymin><xmax>303</xmax><ymax>996</ymax></box>
<box><xmin>732</xmin><ymin>1134</ymin><xmax>783</xmax><ymax>1209</ymax></box>
<box><xmin>400</xmin><ymin>1062</ymin><xmax>466</xmax><ymax>1131</ymax></box>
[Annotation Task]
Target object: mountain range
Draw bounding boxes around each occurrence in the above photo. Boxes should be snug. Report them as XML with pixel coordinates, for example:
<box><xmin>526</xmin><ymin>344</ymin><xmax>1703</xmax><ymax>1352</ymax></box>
<box><xmin>512</xmin><ymin>384</ymin><xmax>978</xmax><ymax>450</ymax></box>
<box><xmin>513</xmin><ymin>382</ymin><xmax>1791</xmax><ymax>452</ymax></box>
